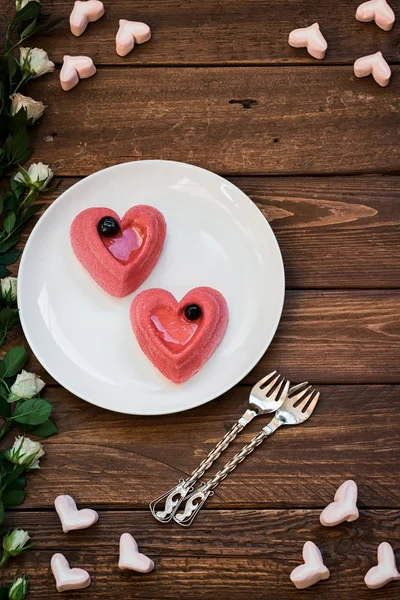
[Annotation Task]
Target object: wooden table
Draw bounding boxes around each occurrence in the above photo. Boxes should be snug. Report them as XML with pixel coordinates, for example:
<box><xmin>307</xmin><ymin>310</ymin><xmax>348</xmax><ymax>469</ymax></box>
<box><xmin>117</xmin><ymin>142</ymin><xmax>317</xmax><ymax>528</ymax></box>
<box><xmin>3</xmin><ymin>1</ymin><xmax>400</xmax><ymax>597</ymax></box>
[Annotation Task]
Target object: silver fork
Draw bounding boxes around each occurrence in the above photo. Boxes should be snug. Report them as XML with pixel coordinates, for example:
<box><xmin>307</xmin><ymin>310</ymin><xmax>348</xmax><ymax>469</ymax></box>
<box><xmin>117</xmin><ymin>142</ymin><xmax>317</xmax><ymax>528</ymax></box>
<box><xmin>150</xmin><ymin>372</ymin><xmax>293</xmax><ymax>523</ymax></box>
<box><xmin>174</xmin><ymin>385</ymin><xmax>320</xmax><ymax>526</ymax></box>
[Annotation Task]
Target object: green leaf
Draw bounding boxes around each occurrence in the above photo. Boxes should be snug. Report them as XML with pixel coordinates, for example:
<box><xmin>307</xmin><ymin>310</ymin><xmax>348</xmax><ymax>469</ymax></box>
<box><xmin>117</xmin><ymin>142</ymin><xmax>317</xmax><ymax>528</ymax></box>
<box><xmin>20</xmin><ymin>202</ymin><xmax>44</xmax><ymax>224</ymax></box>
<box><xmin>14</xmin><ymin>1</ymin><xmax>42</xmax><ymax>23</ymax></box>
<box><xmin>5</xmin><ymin>128</ymin><xmax>31</xmax><ymax>166</ymax></box>
<box><xmin>12</xmin><ymin>474</ymin><xmax>26</xmax><ymax>490</ymax></box>
<box><xmin>0</xmin><ymin>502</ymin><xmax>4</xmax><ymax>525</ymax></box>
<box><xmin>0</xmin><ymin>248</ymin><xmax>21</xmax><ymax>265</ymax></box>
<box><xmin>0</xmin><ymin>265</ymin><xmax>11</xmax><ymax>278</ymax></box>
<box><xmin>20</xmin><ymin>17</ymin><xmax>38</xmax><ymax>40</ymax></box>
<box><xmin>0</xmin><ymin>233</ymin><xmax>20</xmax><ymax>253</ymax></box>
<box><xmin>10</xmin><ymin>106</ymin><xmax>28</xmax><ymax>134</ymax></box>
<box><xmin>4</xmin><ymin>346</ymin><xmax>28</xmax><ymax>377</ymax></box>
<box><xmin>6</xmin><ymin>53</ymin><xmax>17</xmax><ymax>80</ymax></box>
<box><xmin>0</xmin><ymin>362</ymin><xmax>5</xmax><ymax>379</ymax></box>
<box><xmin>3</xmin><ymin>211</ymin><xmax>16</xmax><ymax>234</ymax></box>
<box><xmin>0</xmin><ymin>396</ymin><xmax>11</xmax><ymax>418</ymax></box>
<box><xmin>2</xmin><ymin>489</ymin><xmax>25</xmax><ymax>508</ymax></box>
<box><xmin>12</xmin><ymin>398</ymin><xmax>52</xmax><ymax>425</ymax></box>
<box><xmin>10</xmin><ymin>175</ymin><xmax>24</xmax><ymax>198</ymax></box>
<box><xmin>0</xmin><ymin>308</ymin><xmax>19</xmax><ymax>330</ymax></box>
<box><xmin>29</xmin><ymin>418</ymin><xmax>57</xmax><ymax>438</ymax></box>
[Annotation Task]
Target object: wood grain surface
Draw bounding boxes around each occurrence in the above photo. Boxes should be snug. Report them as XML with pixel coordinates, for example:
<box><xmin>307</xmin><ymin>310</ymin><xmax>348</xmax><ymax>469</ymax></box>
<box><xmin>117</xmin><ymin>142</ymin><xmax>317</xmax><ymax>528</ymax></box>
<box><xmin>30</xmin><ymin>0</ymin><xmax>400</xmax><ymax>66</ymax></box>
<box><xmin>28</xmin><ymin>66</ymin><xmax>400</xmax><ymax>176</ymax></box>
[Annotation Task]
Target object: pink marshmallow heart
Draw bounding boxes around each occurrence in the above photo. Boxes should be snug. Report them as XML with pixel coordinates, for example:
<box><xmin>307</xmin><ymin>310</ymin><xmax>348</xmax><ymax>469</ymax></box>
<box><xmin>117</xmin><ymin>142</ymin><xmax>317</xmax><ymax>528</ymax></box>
<box><xmin>55</xmin><ymin>494</ymin><xmax>99</xmax><ymax>533</ymax></box>
<box><xmin>290</xmin><ymin>541</ymin><xmax>330</xmax><ymax>589</ymax></box>
<box><xmin>356</xmin><ymin>0</ymin><xmax>395</xmax><ymax>31</ymax></box>
<box><xmin>354</xmin><ymin>51</ymin><xmax>391</xmax><ymax>87</ymax></box>
<box><xmin>51</xmin><ymin>553</ymin><xmax>91</xmax><ymax>592</ymax></box>
<box><xmin>365</xmin><ymin>542</ymin><xmax>400</xmax><ymax>589</ymax></box>
<box><xmin>70</xmin><ymin>0</ymin><xmax>105</xmax><ymax>37</ymax></box>
<box><xmin>288</xmin><ymin>23</ymin><xmax>327</xmax><ymax>60</ymax></box>
<box><xmin>60</xmin><ymin>55</ymin><xmax>96</xmax><ymax>91</ymax></box>
<box><xmin>320</xmin><ymin>479</ymin><xmax>359</xmax><ymax>527</ymax></box>
<box><xmin>118</xmin><ymin>533</ymin><xmax>155</xmax><ymax>573</ymax></box>
<box><xmin>116</xmin><ymin>20</ymin><xmax>151</xmax><ymax>57</ymax></box>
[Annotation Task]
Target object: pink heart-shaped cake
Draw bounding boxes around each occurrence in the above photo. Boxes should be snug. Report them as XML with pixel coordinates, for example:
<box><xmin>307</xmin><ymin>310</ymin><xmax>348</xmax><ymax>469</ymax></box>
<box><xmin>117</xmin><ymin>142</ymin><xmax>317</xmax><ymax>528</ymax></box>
<box><xmin>130</xmin><ymin>287</ymin><xmax>229</xmax><ymax>383</ymax></box>
<box><xmin>70</xmin><ymin>205</ymin><xmax>166</xmax><ymax>297</ymax></box>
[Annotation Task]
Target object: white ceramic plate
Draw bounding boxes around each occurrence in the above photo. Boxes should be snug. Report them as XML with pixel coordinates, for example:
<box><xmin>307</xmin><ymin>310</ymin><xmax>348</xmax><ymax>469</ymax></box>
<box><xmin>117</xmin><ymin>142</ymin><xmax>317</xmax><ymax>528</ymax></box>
<box><xmin>18</xmin><ymin>160</ymin><xmax>284</xmax><ymax>415</ymax></box>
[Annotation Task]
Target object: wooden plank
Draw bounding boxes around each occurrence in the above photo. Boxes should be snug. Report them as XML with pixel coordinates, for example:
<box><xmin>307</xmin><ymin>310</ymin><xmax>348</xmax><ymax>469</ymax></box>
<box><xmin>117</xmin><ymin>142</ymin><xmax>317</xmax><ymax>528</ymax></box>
<box><xmin>2</xmin><ymin>511</ymin><xmax>400</xmax><ymax>599</ymax></box>
<box><xmin>28</xmin><ymin>67</ymin><xmax>400</xmax><ymax>176</ymax></box>
<box><xmin>4</xmin><ymin>385</ymin><xmax>399</xmax><ymax>509</ymax></box>
<box><xmin>15</xmin><ymin>176</ymin><xmax>400</xmax><ymax>288</ymax></box>
<box><xmin>31</xmin><ymin>0</ymin><xmax>400</xmax><ymax>66</ymax></box>
<box><xmin>6</xmin><ymin>290</ymin><xmax>400</xmax><ymax>384</ymax></box>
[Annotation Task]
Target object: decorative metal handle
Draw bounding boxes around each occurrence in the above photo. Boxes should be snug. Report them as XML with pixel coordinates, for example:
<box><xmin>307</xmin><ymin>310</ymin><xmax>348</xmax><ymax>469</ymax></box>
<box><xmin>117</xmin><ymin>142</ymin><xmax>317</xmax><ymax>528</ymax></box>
<box><xmin>149</xmin><ymin>409</ymin><xmax>256</xmax><ymax>522</ymax></box>
<box><xmin>174</xmin><ymin>422</ymin><xmax>280</xmax><ymax>526</ymax></box>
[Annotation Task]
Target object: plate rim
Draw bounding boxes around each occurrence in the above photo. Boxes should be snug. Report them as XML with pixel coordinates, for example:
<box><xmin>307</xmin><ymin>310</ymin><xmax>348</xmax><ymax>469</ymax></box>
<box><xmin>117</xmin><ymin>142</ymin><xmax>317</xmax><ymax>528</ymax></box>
<box><xmin>18</xmin><ymin>159</ymin><xmax>285</xmax><ymax>415</ymax></box>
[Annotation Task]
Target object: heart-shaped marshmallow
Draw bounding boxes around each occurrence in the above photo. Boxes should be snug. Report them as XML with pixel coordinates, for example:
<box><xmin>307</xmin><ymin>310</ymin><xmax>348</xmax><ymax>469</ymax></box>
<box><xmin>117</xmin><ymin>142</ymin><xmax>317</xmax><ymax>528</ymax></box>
<box><xmin>320</xmin><ymin>479</ymin><xmax>359</xmax><ymax>527</ymax></box>
<box><xmin>119</xmin><ymin>533</ymin><xmax>155</xmax><ymax>573</ymax></box>
<box><xmin>60</xmin><ymin>55</ymin><xmax>96</xmax><ymax>91</ymax></box>
<box><xmin>130</xmin><ymin>287</ymin><xmax>228</xmax><ymax>383</ymax></box>
<box><xmin>290</xmin><ymin>541</ymin><xmax>330</xmax><ymax>589</ymax></box>
<box><xmin>356</xmin><ymin>0</ymin><xmax>395</xmax><ymax>31</ymax></box>
<box><xmin>354</xmin><ymin>51</ymin><xmax>391</xmax><ymax>87</ymax></box>
<box><xmin>288</xmin><ymin>23</ymin><xmax>327</xmax><ymax>60</ymax></box>
<box><xmin>55</xmin><ymin>494</ymin><xmax>99</xmax><ymax>533</ymax></box>
<box><xmin>70</xmin><ymin>205</ymin><xmax>166</xmax><ymax>297</ymax></box>
<box><xmin>70</xmin><ymin>0</ymin><xmax>105</xmax><ymax>37</ymax></box>
<box><xmin>365</xmin><ymin>542</ymin><xmax>400</xmax><ymax>589</ymax></box>
<box><xmin>116</xmin><ymin>20</ymin><xmax>151</xmax><ymax>57</ymax></box>
<box><xmin>51</xmin><ymin>553</ymin><xmax>91</xmax><ymax>592</ymax></box>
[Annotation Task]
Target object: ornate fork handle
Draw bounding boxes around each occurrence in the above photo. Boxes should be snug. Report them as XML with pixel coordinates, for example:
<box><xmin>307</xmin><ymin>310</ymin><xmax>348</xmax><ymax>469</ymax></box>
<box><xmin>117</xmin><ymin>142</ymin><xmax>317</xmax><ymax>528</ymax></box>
<box><xmin>149</xmin><ymin>409</ymin><xmax>256</xmax><ymax>522</ymax></box>
<box><xmin>174</xmin><ymin>419</ymin><xmax>281</xmax><ymax>526</ymax></box>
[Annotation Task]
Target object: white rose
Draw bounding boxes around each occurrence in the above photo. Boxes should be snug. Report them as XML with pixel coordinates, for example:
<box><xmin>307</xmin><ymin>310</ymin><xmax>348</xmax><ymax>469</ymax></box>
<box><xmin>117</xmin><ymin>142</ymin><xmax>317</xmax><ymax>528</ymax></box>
<box><xmin>2</xmin><ymin>529</ymin><xmax>30</xmax><ymax>555</ymax></box>
<box><xmin>4</xmin><ymin>436</ymin><xmax>45</xmax><ymax>470</ymax></box>
<box><xmin>10</xmin><ymin>93</ymin><xmax>46</xmax><ymax>123</ymax></box>
<box><xmin>1</xmin><ymin>277</ymin><xmax>18</xmax><ymax>303</ymax></box>
<box><xmin>16</xmin><ymin>0</ymin><xmax>40</xmax><ymax>11</ymax></box>
<box><xmin>11</xmin><ymin>370</ymin><xmax>45</xmax><ymax>399</ymax></box>
<box><xmin>14</xmin><ymin>162</ymin><xmax>53</xmax><ymax>191</ymax></box>
<box><xmin>9</xmin><ymin>576</ymin><xmax>29</xmax><ymax>600</ymax></box>
<box><xmin>19</xmin><ymin>47</ymin><xmax>54</xmax><ymax>79</ymax></box>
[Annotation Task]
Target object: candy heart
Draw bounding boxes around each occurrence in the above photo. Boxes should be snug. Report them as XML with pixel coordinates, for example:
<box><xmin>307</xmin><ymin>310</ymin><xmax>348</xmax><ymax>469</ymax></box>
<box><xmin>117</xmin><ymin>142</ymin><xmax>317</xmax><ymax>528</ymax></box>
<box><xmin>320</xmin><ymin>479</ymin><xmax>359</xmax><ymax>526</ymax></box>
<box><xmin>288</xmin><ymin>23</ymin><xmax>327</xmax><ymax>60</ymax></box>
<box><xmin>116</xmin><ymin>20</ymin><xmax>151</xmax><ymax>57</ymax></box>
<box><xmin>60</xmin><ymin>55</ymin><xmax>96</xmax><ymax>91</ymax></box>
<box><xmin>70</xmin><ymin>205</ymin><xmax>166</xmax><ymax>297</ymax></box>
<box><xmin>354</xmin><ymin>51</ymin><xmax>391</xmax><ymax>87</ymax></box>
<box><xmin>70</xmin><ymin>0</ymin><xmax>105</xmax><ymax>37</ymax></box>
<box><xmin>365</xmin><ymin>542</ymin><xmax>400</xmax><ymax>589</ymax></box>
<box><xmin>55</xmin><ymin>495</ymin><xmax>99</xmax><ymax>533</ymax></box>
<box><xmin>356</xmin><ymin>0</ymin><xmax>395</xmax><ymax>31</ymax></box>
<box><xmin>290</xmin><ymin>541</ymin><xmax>330</xmax><ymax>589</ymax></box>
<box><xmin>130</xmin><ymin>287</ymin><xmax>229</xmax><ymax>383</ymax></box>
<box><xmin>119</xmin><ymin>533</ymin><xmax>155</xmax><ymax>573</ymax></box>
<box><xmin>51</xmin><ymin>553</ymin><xmax>91</xmax><ymax>592</ymax></box>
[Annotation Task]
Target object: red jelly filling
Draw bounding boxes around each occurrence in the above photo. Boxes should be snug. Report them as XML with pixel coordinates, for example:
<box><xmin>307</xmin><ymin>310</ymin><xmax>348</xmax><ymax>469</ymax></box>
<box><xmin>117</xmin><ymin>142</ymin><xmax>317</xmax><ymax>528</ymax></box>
<box><xmin>150</xmin><ymin>307</ymin><xmax>201</xmax><ymax>353</ymax></box>
<box><xmin>102</xmin><ymin>224</ymin><xmax>145</xmax><ymax>264</ymax></box>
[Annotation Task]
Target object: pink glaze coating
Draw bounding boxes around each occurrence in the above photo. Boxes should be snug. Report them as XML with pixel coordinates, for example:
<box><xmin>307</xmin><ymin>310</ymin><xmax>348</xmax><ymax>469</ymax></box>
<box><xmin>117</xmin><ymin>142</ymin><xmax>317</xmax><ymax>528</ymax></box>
<box><xmin>116</xmin><ymin>20</ymin><xmax>151</xmax><ymax>57</ymax></box>
<box><xmin>118</xmin><ymin>533</ymin><xmax>155</xmax><ymax>573</ymax></box>
<box><xmin>70</xmin><ymin>0</ymin><xmax>105</xmax><ymax>37</ymax></box>
<box><xmin>55</xmin><ymin>495</ymin><xmax>99</xmax><ymax>533</ymax></box>
<box><xmin>51</xmin><ymin>553</ymin><xmax>91</xmax><ymax>592</ymax></box>
<box><xmin>130</xmin><ymin>287</ymin><xmax>229</xmax><ymax>383</ymax></box>
<box><xmin>290</xmin><ymin>542</ymin><xmax>330</xmax><ymax>589</ymax></box>
<box><xmin>320</xmin><ymin>479</ymin><xmax>359</xmax><ymax>527</ymax></box>
<box><xmin>288</xmin><ymin>23</ymin><xmax>327</xmax><ymax>60</ymax></box>
<box><xmin>364</xmin><ymin>542</ymin><xmax>400</xmax><ymax>589</ymax></box>
<box><xmin>356</xmin><ymin>0</ymin><xmax>395</xmax><ymax>31</ymax></box>
<box><xmin>354</xmin><ymin>52</ymin><xmax>391</xmax><ymax>87</ymax></box>
<box><xmin>60</xmin><ymin>55</ymin><xmax>96</xmax><ymax>91</ymax></box>
<box><xmin>70</xmin><ymin>205</ymin><xmax>166</xmax><ymax>297</ymax></box>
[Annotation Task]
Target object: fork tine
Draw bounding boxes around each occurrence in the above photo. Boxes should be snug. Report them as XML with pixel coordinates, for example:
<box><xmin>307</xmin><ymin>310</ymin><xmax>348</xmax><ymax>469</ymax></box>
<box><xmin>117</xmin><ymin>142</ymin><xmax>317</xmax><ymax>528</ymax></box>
<box><xmin>268</xmin><ymin>378</ymin><xmax>289</xmax><ymax>402</ymax></box>
<box><xmin>305</xmin><ymin>391</ymin><xmax>320</xmax><ymax>415</ymax></box>
<box><xmin>296</xmin><ymin>390</ymin><xmax>316</xmax><ymax>412</ymax></box>
<box><xmin>288</xmin><ymin>381</ymin><xmax>309</xmax><ymax>396</ymax></box>
<box><xmin>258</xmin><ymin>372</ymin><xmax>280</xmax><ymax>393</ymax></box>
<box><xmin>290</xmin><ymin>385</ymin><xmax>312</xmax><ymax>404</ymax></box>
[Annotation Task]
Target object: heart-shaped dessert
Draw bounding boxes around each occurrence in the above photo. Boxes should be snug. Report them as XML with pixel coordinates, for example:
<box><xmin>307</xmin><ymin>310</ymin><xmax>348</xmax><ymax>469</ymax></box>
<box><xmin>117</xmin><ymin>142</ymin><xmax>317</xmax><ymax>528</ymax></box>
<box><xmin>51</xmin><ymin>553</ymin><xmax>91</xmax><ymax>592</ymax></box>
<box><xmin>354</xmin><ymin>52</ymin><xmax>391</xmax><ymax>87</ymax></box>
<box><xmin>320</xmin><ymin>479</ymin><xmax>359</xmax><ymax>527</ymax></box>
<box><xmin>60</xmin><ymin>55</ymin><xmax>96</xmax><ymax>91</ymax></box>
<box><xmin>55</xmin><ymin>494</ymin><xmax>99</xmax><ymax>533</ymax></box>
<box><xmin>290</xmin><ymin>541</ymin><xmax>330</xmax><ymax>589</ymax></box>
<box><xmin>130</xmin><ymin>287</ymin><xmax>228</xmax><ymax>383</ymax></box>
<box><xmin>70</xmin><ymin>0</ymin><xmax>105</xmax><ymax>37</ymax></box>
<box><xmin>116</xmin><ymin>20</ymin><xmax>151</xmax><ymax>57</ymax></box>
<box><xmin>70</xmin><ymin>205</ymin><xmax>166</xmax><ymax>297</ymax></box>
<box><xmin>364</xmin><ymin>542</ymin><xmax>400</xmax><ymax>589</ymax></box>
<box><xmin>118</xmin><ymin>533</ymin><xmax>155</xmax><ymax>573</ymax></box>
<box><xmin>356</xmin><ymin>0</ymin><xmax>395</xmax><ymax>31</ymax></box>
